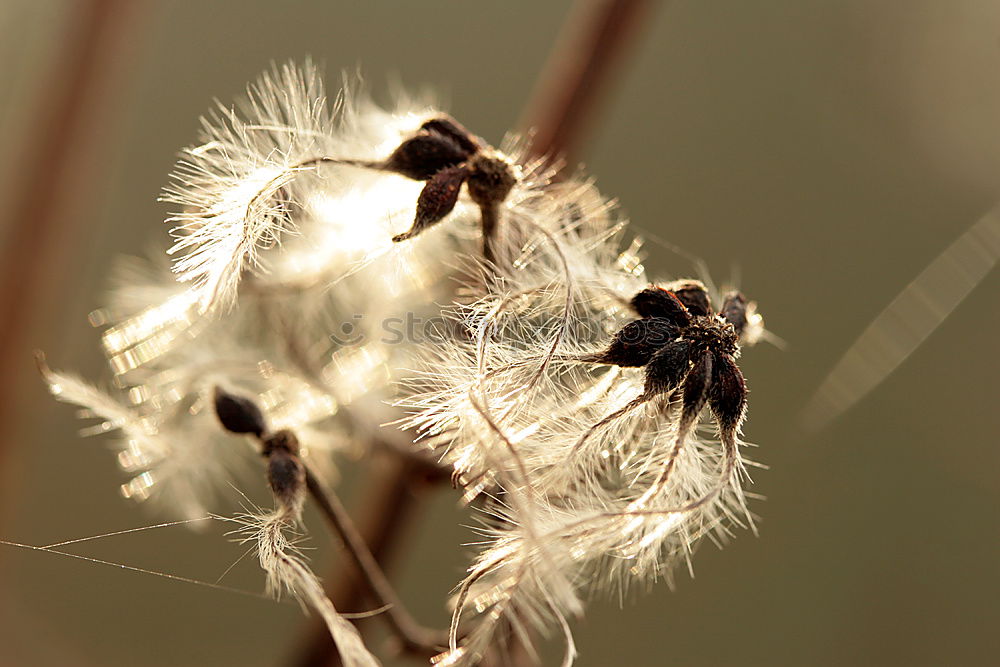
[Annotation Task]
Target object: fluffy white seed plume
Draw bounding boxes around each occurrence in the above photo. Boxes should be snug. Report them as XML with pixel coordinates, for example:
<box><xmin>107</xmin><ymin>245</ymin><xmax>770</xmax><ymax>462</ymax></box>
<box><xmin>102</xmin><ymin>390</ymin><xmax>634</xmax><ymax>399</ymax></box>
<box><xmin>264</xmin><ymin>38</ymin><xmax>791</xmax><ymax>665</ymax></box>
<box><xmin>246</xmin><ymin>512</ymin><xmax>380</xmax><ymax>667</ymax></box>
<box><xmin>162</xmin><ymin>62</ymin><xmax>318</xmax><ymax>313</ymax></box>
<box><xmin>45</xmin><ymin>62</ymin><xmax>484</xmax><ymax>517</ymax></box>
<box><xmin>162</xmin><ymin>61</ymin><xmax>430</xmax><ymax>313</ymax></box>
<box><xmin>39</xmin><ymin>357</ymin><xmax>247</xmax><ymax>520</ymax></box>
<box><xmin>227</xmin><ymin>428</ymin><xmax>380</xmax><ymax>667</ymax></box>
<box><xmin>402</xmin><ymin>188</ymin><xmax>762</xmax><ymax>665</ymax></box>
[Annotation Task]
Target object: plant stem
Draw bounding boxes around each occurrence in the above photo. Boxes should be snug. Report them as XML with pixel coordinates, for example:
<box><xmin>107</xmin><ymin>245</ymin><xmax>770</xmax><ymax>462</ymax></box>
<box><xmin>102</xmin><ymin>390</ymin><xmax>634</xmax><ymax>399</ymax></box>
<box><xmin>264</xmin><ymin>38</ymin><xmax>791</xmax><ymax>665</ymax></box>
<box><xmin>301</xmin><ymin>462</ymin><xmax>447</xmax><ymax>657</ymax></box>
<box><xmin>520</xmin><ymin>0</ymin><xmax>653</xmax><ymax>167</ymax></box>
<box><xmin>481</xmin><ymin>204</ymin><xmax>501</xmax><ymax>266</ymax></box>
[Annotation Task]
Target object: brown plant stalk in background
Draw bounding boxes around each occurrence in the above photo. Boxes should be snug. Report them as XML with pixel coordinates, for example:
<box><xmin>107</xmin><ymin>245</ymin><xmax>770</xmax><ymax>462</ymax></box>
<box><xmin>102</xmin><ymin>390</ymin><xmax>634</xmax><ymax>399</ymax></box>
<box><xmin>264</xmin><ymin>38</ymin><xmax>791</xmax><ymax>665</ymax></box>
<box><xmin>0</xmin><ymin>0</ymin><xmax>142</xmax><ymax>467</ymax></box>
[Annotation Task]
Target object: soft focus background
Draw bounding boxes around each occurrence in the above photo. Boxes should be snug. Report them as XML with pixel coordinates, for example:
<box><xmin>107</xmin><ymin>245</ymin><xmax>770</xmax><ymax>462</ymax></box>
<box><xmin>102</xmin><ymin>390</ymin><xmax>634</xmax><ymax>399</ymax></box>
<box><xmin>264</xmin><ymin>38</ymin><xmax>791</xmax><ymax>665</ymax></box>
<box><xmin>2</xmin><ymin>1</ymin><xmax>999</xmax><ymax>666</ymax></box>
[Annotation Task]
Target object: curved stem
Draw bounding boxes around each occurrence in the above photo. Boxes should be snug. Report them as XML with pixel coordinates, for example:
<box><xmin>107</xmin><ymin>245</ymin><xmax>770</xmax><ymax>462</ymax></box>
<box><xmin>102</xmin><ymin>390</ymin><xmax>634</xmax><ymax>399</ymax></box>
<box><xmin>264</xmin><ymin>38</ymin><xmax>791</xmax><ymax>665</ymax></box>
<box><xmin>302</xmin><ymin>464</ymin><xmax>448</xmax><ymax>656</ymax></box>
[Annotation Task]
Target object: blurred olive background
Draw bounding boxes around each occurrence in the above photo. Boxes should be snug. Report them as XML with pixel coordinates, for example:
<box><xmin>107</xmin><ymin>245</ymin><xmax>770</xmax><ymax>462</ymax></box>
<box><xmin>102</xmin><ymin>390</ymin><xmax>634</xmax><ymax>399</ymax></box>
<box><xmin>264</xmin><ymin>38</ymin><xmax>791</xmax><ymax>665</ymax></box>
<box><xmin>2</xmin><ymin>1</ymin><xmax>999</xmax><ymax>666</ymax></box>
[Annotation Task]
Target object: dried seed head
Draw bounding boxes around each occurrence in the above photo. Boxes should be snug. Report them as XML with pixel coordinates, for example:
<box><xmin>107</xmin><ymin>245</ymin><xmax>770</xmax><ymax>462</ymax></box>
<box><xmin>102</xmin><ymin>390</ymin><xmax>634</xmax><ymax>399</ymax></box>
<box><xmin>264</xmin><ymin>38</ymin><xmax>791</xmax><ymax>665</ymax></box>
<box><xmin>48</xmin><ymin>63</ymin><xmax>495</xmax><ymax>518</ymax></box>
<box><xmin>376</xmin><ymin>112</ymin><xmax>519</xmax><ymax>253</ymax></box>
<box><xmin>399</xmin><ymin>189</ymin><xmax>765</xmax><ymax>665</ymax></box>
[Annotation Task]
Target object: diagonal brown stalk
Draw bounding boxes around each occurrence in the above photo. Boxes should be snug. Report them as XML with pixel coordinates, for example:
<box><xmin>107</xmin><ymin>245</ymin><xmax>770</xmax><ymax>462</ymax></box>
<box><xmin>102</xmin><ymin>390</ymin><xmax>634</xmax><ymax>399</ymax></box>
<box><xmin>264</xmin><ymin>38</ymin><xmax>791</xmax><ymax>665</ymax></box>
<box><xmin>302</xmin><ymin>464</ymin><xmax>447</xmax><ymax>656</ymax></box>
<box><xmin>292</xmin><ymin>453</ymin><xmax>446</xmax><ymax>665</ymax></box>
<box><xmin>0</xmin><ymin>0</ymin><xmax>141</xmax><ymax>465</ymax></box>
<box><xmin>292</xmin><ymin>1</ymin><xmax>654</xmax><ymax>665</ymax></box>
<box><xmin>521</xmin><ymin>0</ymin><xmax>653</xmax><ymax>168</ymax></box>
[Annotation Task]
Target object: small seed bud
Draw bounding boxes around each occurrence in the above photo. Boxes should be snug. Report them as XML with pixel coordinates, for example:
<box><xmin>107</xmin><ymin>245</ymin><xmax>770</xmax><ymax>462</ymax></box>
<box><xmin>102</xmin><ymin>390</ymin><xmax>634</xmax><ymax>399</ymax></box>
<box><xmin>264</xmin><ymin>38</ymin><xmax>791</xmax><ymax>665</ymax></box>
<box><xmin>719</xmin><ymin>291</ymin><xmax>750</xmax><ymax>338</ymax></box>
<box><xmin>267</xmin><ymin>450</ymin><xmax>305</xmax><ymax>509</ymax></box>
<box><xmin>213</xmin><ymin>387</ymin><xmax>267</xmax><ymax>437</ymax></box>
<box><xmin>262</xmin><ymin>429</ymin><xmax>304</xmax><ymax>510</ymax></box>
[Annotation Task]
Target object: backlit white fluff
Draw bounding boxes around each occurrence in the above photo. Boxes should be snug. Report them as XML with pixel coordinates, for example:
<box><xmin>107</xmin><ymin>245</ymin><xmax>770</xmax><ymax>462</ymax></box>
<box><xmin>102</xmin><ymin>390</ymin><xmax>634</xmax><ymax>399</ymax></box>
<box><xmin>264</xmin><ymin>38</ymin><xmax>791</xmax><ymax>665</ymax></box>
<box><xmin>40</xmin><ymin>361</ymin><xmax>244</xmax><ymax>520</ymax></box>
<box><xmin>402</xmin><ymin>189</ymin><xmax>758</xmax><ymax>666</ymax></box>
<box><xmin>44</xmin><ymin>63</ymin><xmax>467</xmax><ymax>516</ymax></box>
<box><xmin>44</xmin><ymin>62</ymin><xmax>570</xmax><ymax>523</ymax></box>
<box><xmin>162</xmin><ymin>61</ymin><xmax>435</xmax><ymax>313</ymax></box>
<box><xmin>228</xmin><ymin>478</ymin><xmax>380</xmax><ymax>667</ymax></box>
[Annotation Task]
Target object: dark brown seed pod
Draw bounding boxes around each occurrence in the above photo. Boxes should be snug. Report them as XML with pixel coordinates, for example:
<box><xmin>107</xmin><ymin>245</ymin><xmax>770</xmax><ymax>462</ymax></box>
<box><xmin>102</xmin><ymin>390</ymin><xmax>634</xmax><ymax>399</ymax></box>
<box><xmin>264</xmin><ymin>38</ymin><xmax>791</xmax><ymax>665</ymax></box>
<box><xmin>383</xmin><ymin>131</ymin><xmax>473</xmax><ymax>181</ymax></box>
<box><xmin>642</xmin><ymin>339</ymin><xmax>692</xmax><ymax>395</ymax></box>
<box><xmin>213</xmin><ymin>387</ymin><xmax>267</xmax><ymax>438</ymax></box>
<box><xmin>592</xmin><ymin>318</ymin><xmax>679</xmax><ymax>368</ymax></box>
<box><xmin>719</xmin><ymin>291</ymin><xmax>751</xmax><ymax>338</ymax></box>
<box><xmin>392</xmin><ymin>164</ymin><xmax>470</xmax><ymax>242</ymax></box>
<box><xmin>630</xmin><ymin>287</ymin><xmax>692</xmax><ymax>326</ymax></box>
<box><xmin>262</xmin><ymin>429</ymin><xmax>305</xmax><ymax>509</ymax></box>
<box><xmin>668</xmin><ymin>280</ymin><xmax>713</xmax><ymax>317</ymax></box>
